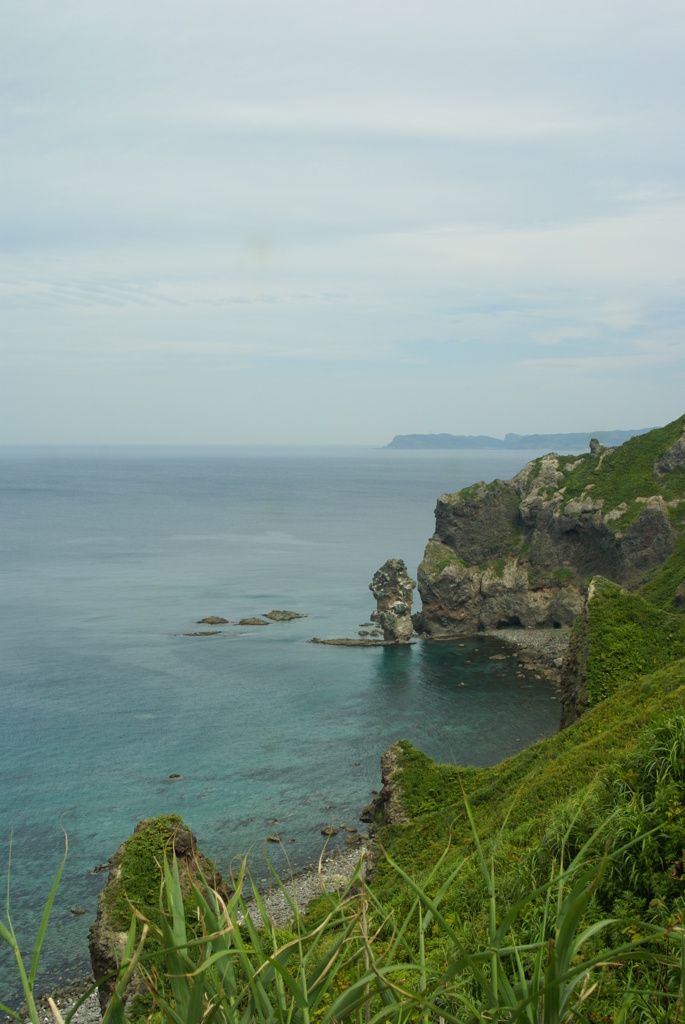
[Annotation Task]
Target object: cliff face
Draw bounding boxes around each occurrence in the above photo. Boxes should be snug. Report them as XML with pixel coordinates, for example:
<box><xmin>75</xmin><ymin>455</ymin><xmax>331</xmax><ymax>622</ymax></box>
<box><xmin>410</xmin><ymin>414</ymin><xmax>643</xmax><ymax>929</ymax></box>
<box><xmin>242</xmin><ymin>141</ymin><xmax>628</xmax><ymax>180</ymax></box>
<box><xmin>415</xmin><ymin>417</ymin><xmax>685</xmax><ymax>637</ymax></box>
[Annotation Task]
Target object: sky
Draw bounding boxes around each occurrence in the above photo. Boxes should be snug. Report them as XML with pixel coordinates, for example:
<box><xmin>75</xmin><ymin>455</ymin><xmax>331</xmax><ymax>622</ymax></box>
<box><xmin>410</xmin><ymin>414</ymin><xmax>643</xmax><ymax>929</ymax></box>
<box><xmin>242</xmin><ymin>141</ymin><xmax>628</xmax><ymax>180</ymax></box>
<box><xmin>1</xmin><ymin>0</ymin><xmax>684</xmax><ymax>444</ymax></box>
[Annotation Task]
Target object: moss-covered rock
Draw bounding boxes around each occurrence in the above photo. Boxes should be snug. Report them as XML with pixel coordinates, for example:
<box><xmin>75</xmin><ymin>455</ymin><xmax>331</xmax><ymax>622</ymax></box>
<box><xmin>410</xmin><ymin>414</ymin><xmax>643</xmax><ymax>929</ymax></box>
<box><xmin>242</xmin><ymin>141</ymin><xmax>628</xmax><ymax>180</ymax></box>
<box><xmin>89</xmin><ymin>815</ymin><xmax>230</xmax><ymax>1018</ymax></box>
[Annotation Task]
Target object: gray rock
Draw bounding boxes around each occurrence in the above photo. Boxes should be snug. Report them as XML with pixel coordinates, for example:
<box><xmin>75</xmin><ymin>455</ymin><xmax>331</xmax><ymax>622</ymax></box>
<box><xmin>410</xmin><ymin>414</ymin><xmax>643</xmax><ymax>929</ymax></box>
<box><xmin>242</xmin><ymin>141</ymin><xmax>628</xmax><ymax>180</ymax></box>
<box><xmin>369</xmin><ymin>559</ymin><xmax>416</xmax><ymax>643</ymax></box>
<box><xmin>264</xmin><ymin>610</ymin><xmax>306</xmax><ymax>621</ymax></box>
<box><xmin>417</xmin><ymin>448</ymin><xmax>676</xmax><ymax>639</ymax></box>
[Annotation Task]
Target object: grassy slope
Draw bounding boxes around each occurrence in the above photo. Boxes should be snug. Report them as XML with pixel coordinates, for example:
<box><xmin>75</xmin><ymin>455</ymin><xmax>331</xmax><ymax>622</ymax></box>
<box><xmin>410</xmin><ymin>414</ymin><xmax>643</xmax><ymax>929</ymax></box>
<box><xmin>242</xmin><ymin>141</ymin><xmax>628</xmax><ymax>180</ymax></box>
<box><xmin>553</xmin><ymin>413</ymin><xmax>685</xmax><ymax>526</ymax></box>
<box><xmin>369</xmin><ymin>420</ymin><xmax>685</xmax><ymax>1012</ymax></box>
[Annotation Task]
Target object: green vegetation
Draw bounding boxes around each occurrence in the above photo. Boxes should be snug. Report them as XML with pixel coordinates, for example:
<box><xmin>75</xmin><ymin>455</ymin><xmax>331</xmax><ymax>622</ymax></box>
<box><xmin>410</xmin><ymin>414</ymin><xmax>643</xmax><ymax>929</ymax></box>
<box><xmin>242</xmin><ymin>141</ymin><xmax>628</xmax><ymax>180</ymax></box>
<box><xmin>422</xmin><ymin>542</ymin><xmax>462</xmax><ymax>577</ymax></box>
<box><xmin>573</xmin><ymin>579</ymin><xmax>685</xmax><ymax>707</ymax></box>
<box><xmin>643</xmin><ymin>534</ymin><xmax>685</xmax><ymax>610</ymax></box>
<box><xmin>554</xmin><ymin>414</ymin><xmax>685</xmax><ymax>526</ymax></box>
<box><xmin>103</xmin><ymin>814</ymin><xmax>186</xmax><ymax>929</ymax></box>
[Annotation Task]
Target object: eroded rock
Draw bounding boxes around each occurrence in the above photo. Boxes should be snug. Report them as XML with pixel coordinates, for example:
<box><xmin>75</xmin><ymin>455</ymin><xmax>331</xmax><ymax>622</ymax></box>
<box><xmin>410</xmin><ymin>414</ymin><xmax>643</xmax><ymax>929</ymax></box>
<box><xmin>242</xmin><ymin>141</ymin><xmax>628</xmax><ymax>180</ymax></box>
<box><xmin>369</xmin><ymin>559</ymin><xmax>416</xmax><ymax>642</ymax></box>
<box><xmin>360</xmin><ymin>744</ymin><xmax>409</xmax><ymax>829</ymax></box>
<box><xmin>416</xmin><ymin>435</ymin><xmax>678</xmax><ymax>638</ymax></box>
<box><xmin>264</xmin><ymin>610</ymin><xmax>306</xmax><ymax>621</ymax></box>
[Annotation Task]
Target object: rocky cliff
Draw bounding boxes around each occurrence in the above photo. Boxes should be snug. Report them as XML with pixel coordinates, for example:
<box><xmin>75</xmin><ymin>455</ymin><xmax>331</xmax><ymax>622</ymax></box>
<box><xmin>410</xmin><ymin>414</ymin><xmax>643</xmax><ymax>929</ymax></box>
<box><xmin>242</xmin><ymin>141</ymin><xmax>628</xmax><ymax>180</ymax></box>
<box><xmin>415</xmin><ymin>416</ymin><xmax>685</xmax><ymax>638</ymax></box>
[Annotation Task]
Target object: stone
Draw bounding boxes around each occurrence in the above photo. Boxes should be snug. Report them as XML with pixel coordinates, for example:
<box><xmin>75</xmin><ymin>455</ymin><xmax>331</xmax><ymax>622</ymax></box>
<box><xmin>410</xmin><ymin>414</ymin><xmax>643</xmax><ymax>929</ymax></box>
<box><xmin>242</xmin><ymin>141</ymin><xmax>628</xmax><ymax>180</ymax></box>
<box><xmin>239</xmin><ymin>617</ymin><xmax>270</xmax><ymax>626</ymax></box>
<box><xmin>197</xmin><ymin>616</ymin><xmax>229</xmax><ymax>624</ymax></box>
<box><xmin>264</xmin><ymin>610</ymin><xmax>306</xmax><ymax>621</ymax></box>
<box><xmin>369</xmin><ymin>559</ymin><xmax>416</xmax><ymax>642</ymax></box>
<box><xmin>589</xmin><ymin>438</ymin><xmax>602</xmax><ymax>457</ymax></box>
<box><xmin>675</xmin><ymin>581</ymin><xmax>685</xmax><ymax>608</ymax></box>
<box><xmin>321</xmin><ymin>826</ymin><xmax>339</xmax><ymax>836</ymax></box>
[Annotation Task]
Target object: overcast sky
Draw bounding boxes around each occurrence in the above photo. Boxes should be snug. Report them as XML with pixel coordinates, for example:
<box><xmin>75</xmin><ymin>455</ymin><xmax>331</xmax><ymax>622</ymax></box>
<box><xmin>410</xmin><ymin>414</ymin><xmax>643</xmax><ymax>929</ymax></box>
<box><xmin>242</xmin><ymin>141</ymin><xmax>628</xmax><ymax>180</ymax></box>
<box><xmin>2</xmin><ymin>0</ymin><xmax>684</xmax><ymax>443</ymax></box>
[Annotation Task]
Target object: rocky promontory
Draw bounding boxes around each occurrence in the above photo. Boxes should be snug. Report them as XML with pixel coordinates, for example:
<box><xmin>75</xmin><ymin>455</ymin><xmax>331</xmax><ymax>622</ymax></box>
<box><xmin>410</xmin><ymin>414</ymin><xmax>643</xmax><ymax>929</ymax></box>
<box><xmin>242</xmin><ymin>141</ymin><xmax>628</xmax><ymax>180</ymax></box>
<box><xmin>414</xmin><ymin>419</ymin><xmax>685</xmax><ymax>639</ymax></box>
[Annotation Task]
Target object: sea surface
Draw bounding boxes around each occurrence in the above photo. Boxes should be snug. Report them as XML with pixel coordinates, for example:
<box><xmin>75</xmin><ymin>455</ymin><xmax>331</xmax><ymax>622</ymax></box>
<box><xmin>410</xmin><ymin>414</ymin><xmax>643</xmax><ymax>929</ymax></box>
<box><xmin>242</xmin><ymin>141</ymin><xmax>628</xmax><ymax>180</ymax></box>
<box><xmin>0</xmin><ymin>445</ymin><xmax>562</xmax><ymax>1004</ymax></box>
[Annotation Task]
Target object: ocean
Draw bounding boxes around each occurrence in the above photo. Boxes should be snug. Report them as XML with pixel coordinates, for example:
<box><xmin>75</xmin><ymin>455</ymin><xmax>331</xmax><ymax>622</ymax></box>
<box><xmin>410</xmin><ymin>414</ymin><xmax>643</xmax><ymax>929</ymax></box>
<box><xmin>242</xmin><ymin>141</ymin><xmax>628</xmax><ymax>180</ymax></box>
<box><xmin>0</xmin><ymin>445</ymin><xmax>562</xmax><ymax>1004</ymax></box>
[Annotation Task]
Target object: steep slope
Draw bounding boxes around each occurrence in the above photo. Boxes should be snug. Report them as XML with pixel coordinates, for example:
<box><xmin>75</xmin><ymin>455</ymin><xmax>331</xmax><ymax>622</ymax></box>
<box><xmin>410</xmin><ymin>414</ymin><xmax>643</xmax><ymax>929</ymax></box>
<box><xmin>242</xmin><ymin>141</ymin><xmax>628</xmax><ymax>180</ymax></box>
<box><xmin>415</xmin><ymin>414</ymin><xmax>685</xmax><ymax>636</ymax></box>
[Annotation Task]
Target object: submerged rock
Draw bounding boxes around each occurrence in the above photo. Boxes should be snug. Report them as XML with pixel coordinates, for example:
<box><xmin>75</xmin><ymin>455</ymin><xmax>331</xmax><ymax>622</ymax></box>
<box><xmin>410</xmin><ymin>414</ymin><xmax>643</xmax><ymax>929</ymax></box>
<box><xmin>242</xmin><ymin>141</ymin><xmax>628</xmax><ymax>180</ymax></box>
<box><xmin>239</xmin><ymin>617</ymin><xmax>270</xmax><ymax>626</ymax></box>
<box><xmin>369</xmin><ymin>559</ymin><xmax>416</xmax><ymax>643</ymax></box>
<box><xmin>264</xmin><ymin>610</ymin><xmax>306</xmax><ymax>621</ymax></box>
<box><xmin>197</xmin><ymin>616</ymin><xmax>229</xmax><ymax>624</ymax></box>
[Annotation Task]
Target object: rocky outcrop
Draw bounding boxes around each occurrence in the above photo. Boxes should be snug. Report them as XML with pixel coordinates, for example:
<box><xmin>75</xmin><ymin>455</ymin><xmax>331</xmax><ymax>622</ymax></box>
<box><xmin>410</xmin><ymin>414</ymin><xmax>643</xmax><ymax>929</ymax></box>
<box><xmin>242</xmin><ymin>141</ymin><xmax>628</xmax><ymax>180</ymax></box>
<box><xmin>264</xmin><ymin>610</ymin><xmax>306</xmax><ymax>621</ymax></box>
<box><xmin>360</xmin><ymin>744</ymin><xmax>409</xmax><ymax>829</ymax></box>
<box><xmin>89</xmin><ymin>816</ymin><xmax>230</xmax><ymax>1016</ymax></box>
<box><xmin>369</xmin><ymin>559</ymin><xmax>416</xmax><ymax>642</ymax></box>
<box><xmin>416</xmin><ymin>426</ymin><xmax>683</xmax><ymax>639</ymax></box>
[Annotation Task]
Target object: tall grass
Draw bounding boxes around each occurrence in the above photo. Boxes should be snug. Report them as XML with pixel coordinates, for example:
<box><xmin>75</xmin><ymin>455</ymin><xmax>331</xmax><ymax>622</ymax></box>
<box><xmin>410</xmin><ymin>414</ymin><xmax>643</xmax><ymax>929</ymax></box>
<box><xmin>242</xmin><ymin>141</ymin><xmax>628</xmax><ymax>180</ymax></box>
<box><xmin>3</xmin><ymin>805</ymin><xmax>685</xmax><ymax>1023</ymax></box>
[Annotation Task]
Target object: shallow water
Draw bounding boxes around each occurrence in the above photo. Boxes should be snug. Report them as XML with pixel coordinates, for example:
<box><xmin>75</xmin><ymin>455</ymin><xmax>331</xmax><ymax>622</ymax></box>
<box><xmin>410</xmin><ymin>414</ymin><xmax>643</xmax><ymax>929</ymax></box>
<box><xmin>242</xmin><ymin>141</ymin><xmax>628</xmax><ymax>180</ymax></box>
<box><xmin>0</xmin><ymin>445</ymin><xmax>560</xmax><ymax>1003</ymax></box>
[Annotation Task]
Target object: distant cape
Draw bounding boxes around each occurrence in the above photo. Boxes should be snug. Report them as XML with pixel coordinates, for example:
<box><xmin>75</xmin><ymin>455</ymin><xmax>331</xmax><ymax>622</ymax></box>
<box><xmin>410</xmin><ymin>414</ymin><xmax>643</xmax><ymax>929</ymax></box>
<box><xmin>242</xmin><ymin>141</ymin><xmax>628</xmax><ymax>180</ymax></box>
<box><xmin>385</xmin><ymin>429</ymin><xmax>652</xmax><ymax>451</ymax></box>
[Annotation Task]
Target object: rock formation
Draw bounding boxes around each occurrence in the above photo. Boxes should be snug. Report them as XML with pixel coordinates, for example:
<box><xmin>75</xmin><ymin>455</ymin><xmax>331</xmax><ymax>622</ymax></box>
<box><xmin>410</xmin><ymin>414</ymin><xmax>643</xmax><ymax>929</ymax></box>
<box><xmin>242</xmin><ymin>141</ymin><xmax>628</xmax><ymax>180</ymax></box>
<box><xmin>369</xmin><ymin>559</ymin><xmax>416</xmax><ymax>642</ymax></box>
<box><xmin>360</xmin><ymin>744</ymin><xmax>409</xmax><ymax>829</ymax></box>
<box><xmin>89</xmin><ymin>816</ymin><xmax>230</xmax><ymax>1016</ymax></box>
<box><xmin>415</xmin><ymin>424</ymin><xmax>684</xmax><ymax>638</ymax></box>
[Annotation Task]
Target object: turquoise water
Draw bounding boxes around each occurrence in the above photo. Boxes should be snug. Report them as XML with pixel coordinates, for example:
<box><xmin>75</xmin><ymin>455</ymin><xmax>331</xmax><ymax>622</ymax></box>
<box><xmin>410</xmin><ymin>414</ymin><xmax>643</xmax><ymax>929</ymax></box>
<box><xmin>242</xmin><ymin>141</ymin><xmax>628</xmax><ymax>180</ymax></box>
<box><xmin>0</xmin><ymin>445</ymin><xmax>560</xmax><ymax>1004</ymax></box>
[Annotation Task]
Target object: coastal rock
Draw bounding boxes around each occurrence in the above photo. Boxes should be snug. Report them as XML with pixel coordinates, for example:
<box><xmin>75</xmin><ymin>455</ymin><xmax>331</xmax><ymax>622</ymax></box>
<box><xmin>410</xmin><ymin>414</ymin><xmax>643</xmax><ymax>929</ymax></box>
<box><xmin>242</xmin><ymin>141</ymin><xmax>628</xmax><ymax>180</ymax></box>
<box><xmin>89</xmin><ymin>816</ymin><xmax>230</xmax><ymax>1017</ymax></box>
<box><xmin>197</xmin><ymin>616</ymin><xmax>228</xmax><ymax>624</ymax></box>
<box><xmin>369</xmin><ymin>559</ymin><xmax>416</xmax><ymax>642</ymax></box>
<box><xmin>416</xmin><ymin>433</ymin><xmax>679</xmax><ymax>640</ymax></box>
<box><xmin>310</xmin><ymin>637</ymin><xmax>412</xmax><ymax>647</ymax></box>
<box><xmin>359</xmin><ymin>744</ymin><xmax>409</xmax><ymax>829</ymax></box>
<box><xmin>264</xmin><ymin>610</ymin><xmax>306</xmax><ymax>621</ymax></box>
<box><xmin>239</xmin><ymin>617</ymin><xmax>270</xmax><ymax>626</ymax></box>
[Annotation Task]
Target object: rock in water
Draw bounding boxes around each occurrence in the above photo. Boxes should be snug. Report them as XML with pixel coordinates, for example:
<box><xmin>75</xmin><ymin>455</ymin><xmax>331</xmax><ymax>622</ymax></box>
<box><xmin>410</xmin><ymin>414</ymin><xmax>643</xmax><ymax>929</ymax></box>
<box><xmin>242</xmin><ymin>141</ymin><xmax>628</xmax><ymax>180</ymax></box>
<box><xmin>369</xmin><ymin>559</ymin><xmax>416</xmax><ymax>643</ymax></box>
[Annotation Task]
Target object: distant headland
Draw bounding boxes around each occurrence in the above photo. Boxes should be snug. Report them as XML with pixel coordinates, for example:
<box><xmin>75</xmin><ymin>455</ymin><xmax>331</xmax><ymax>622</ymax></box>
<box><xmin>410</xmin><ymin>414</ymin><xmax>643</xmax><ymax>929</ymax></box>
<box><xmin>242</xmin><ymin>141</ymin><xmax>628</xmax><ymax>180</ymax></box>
<box><xmin>385</xmin><ymin>428</ymin><xmax>652</xmax><ymax>451</ymax></box>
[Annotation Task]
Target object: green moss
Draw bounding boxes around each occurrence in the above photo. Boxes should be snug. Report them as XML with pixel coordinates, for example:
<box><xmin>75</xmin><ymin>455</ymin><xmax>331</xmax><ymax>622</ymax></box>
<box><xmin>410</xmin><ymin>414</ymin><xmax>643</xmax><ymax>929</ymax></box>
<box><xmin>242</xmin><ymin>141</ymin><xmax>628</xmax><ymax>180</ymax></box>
<box><xmin>420</xmin><ymin>542</ymin><xmax>460</xmax><ymax>578</ymax></box>
<box><xmin>552</xmin><ymin>566</ymin><xmax>575</xmax><ymax>583</ymax></box>
<box><xmin>103</xmin><ymin>814</ymin><xmax>184</xmax><ymax>928</ymax></box>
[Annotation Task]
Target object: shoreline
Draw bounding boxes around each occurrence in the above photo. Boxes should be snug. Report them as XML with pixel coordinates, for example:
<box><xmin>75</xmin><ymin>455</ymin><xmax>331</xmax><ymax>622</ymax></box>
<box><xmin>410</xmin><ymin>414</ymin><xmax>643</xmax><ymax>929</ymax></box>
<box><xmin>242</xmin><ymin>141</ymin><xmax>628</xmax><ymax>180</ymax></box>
<box><xmin>482</xmin><ymin>626</ymin><xmax>570</xmax><ymax>687</ymax></box>
<box><xmin>8</xmin><ymin>631</ymin><xmax>566</xmax><ymax>1023</ymax></box>
<box><xmin>6</xmin><ymin>844</ymin><xmax>370</xmax><ymax>1024</ymax></box>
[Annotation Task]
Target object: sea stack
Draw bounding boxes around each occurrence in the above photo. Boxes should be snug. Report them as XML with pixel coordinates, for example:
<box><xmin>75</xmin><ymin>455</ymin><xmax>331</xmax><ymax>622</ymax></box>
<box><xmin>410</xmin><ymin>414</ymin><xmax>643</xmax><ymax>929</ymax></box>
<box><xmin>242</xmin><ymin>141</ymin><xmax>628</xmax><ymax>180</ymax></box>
<box><xmin>369</xmin><ymin>559</ymin><xmax>416</xmax><ymax>642</ymax></box>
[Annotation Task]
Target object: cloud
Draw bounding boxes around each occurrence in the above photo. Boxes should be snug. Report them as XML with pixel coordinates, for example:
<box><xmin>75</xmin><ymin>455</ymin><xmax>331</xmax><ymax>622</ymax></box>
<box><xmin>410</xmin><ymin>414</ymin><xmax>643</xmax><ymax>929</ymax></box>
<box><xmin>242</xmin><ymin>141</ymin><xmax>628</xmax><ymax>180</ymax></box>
<box><xmin>1</xmin><ymin>0</ymin><xmax>684</xmax><ymax>440</ymax></box>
